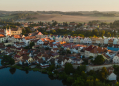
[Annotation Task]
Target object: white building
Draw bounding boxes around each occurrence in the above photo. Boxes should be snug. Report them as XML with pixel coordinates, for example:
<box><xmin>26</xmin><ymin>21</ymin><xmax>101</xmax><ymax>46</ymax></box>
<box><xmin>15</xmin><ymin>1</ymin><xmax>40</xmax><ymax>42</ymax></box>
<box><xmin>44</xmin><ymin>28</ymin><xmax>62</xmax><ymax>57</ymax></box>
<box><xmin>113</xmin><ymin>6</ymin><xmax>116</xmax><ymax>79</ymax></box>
<box><xmin>113</xmin><ymin>55</ymin><xmax>119</xmax><ymax>63</ymax></box>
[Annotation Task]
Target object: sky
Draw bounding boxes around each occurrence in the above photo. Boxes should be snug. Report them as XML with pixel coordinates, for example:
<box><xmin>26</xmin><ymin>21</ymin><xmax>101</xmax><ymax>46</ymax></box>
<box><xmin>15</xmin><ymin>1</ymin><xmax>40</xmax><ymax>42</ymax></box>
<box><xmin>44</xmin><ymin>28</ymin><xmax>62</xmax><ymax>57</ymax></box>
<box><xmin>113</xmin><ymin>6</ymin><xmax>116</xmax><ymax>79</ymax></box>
<box><xmin>0</xmin><ymin>0</ymin><xmax>119</xmax><ymax>11</ymax></box>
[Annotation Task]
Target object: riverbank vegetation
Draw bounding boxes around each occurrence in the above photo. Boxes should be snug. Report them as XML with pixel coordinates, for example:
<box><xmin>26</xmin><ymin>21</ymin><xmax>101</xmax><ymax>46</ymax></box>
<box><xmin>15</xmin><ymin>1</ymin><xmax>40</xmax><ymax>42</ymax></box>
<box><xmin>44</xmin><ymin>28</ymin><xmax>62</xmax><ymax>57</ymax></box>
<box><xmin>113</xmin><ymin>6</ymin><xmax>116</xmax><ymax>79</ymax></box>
<box><xmin>1</xmin><ymin>55</ymin><xmax>15</xmax><ymax>65</ymax></box>
<box><xmin>8</xmin><ymin>63</ymin><xmax>119</xmax><ymax>86</ymax></box>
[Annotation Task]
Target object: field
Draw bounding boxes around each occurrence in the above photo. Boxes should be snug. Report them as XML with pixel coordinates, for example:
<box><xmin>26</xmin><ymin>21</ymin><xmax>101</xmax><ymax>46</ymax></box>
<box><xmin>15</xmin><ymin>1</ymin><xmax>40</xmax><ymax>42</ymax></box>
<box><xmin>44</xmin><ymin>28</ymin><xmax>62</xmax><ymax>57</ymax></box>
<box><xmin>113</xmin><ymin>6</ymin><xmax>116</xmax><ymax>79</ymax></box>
<box><xmin>25</xmin><ymin>14</ymin><xmax>119</xmax><ymax>23</ymax></box>
<box><xmin>1</xmin><ymin>11</ymin><xmax>119</xmax><ymax>23</ymax></box>
<box><xmin>0</xmin><ymin>15</ymin><xmax>15</xmax><ymax>20</ymax></box>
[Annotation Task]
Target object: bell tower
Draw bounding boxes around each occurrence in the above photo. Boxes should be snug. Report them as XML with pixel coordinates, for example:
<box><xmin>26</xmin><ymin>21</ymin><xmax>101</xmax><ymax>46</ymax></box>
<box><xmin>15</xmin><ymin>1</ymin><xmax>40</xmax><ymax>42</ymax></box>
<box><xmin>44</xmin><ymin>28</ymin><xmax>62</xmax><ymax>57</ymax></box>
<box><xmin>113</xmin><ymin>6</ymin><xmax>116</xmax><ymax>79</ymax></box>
<box><xmin>9</xmin><ymin>27</ymin><xmax>11</xmax><ymax>36</ymax></box>
<box><xmin>5</xmin><ymin>28</ymin><xmax>7</xmax><ymax>36</ymax></box>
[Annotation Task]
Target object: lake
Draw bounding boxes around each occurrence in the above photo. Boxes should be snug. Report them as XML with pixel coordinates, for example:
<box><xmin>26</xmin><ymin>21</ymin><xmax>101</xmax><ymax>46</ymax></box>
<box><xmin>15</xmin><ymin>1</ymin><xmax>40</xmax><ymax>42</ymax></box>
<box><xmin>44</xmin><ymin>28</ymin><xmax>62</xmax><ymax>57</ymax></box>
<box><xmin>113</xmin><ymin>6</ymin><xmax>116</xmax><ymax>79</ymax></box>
<box><xmin>0</xmin><ymin>68</ymin><xmax>65</xmax><ymax>86</ymax></box>
<box><xmin>0</xmin><ymin>59</ymin><xmax>1</xmax><ymax>66</ymax></box>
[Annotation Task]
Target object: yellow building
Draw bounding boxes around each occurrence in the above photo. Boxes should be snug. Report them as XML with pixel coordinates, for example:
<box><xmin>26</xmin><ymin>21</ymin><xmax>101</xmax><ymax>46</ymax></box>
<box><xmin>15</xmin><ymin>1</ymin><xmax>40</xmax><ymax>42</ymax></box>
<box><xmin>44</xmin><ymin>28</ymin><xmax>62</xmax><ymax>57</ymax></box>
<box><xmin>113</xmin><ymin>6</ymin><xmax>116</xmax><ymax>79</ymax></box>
<box><xmin>11</xmin><ymin>27</ymin><xmax>22</xmax><ymax>35</ymax></box>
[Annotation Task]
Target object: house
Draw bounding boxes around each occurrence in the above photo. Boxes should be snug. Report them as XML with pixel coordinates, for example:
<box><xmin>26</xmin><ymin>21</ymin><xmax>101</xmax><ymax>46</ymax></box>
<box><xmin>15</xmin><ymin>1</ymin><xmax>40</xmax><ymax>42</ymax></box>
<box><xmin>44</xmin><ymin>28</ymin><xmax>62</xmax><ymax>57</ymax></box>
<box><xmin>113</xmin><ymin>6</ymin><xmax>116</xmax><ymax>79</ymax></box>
<box><xmin>21</xmin><ymin>23</ymin><xmax>28</xmax><ymax>27</ymax></box>
<box><xmin>8</xmin><ymin>35</ymin><xmax>23</xmax><ymax>43</ymax></box>
<box><xmin>23</xmin><ymin>36</ymin><xmax>36</xmax><ymax>46</ymax></box>
<box><xmin>107</xmin><ymin>73</ymin><xmax>117</xmax><ymax>81</ymax></box>
<box><xmin>80</xmin><ymin>38</ymin><xmax>84</xmax><ymax>44</ymax></box>
<box><xmin>104</xmin><ymin>38</ymin><xmax>109</xmax><ymax>44</ymax></box>
<box><xmin>91</xmin><ymin>38</ymin><xmax>97</xmax><ymax>44</ymax></box>
<box><xmin>37</xmin><ymin>38</ymin><xmax>52</xmax><ymax>45</ymax></box>
<box><xmin>108</xmin><ymin>39</ymin><xmax>114</xmax><ymax>45</ymax></box>
<box><xmin>29</xmin><ymin>31</ymin><xmax>43</xmax><ymax>36</ymax></box>
<box><xmin>50</xmin><ymin>52</ymin><xmax>59</xmax><ymax>59</ymax></box>
<box><xmin>14</xmin><ymin>55</ymin><xmax>22</xmax><ymax>62</ymax></box>
<box><xmin>22</xmin><ymin>55</ymin><xmax>30</xmax><ymax>64</ymax></box>
<box><xmin>69</xmin><ymin>22</ymin><xmax>77</xmax><ymax>27</ymax></box>
<box><xmin>83</xmin><ymin>37</ymin><xmax>92</xmax><ymax>44</ymax></box>
<box><xmin>113</xmin><ymin>38</ymin><xmax>118</xmax><ymax>45</ymax></box>
<box><xmin>76</xmin><ymin>37</ymin><xmax>80</xmax><ymax>44</ymax></box>
<box><xmin>40</xmin><ymin>62</ymin><xmax>49</xmax><ymax>68</ymax></box>
<box><xmin>51</xmin><ymin>48</ymin><xmax>59</xmax><ymax>53</ymax></box>
<box><xmin>106</xmin><ymin>51</ymin><xmax>116</xmax><ymax>59</ymax></box>
<box><xmin>84</xmin><ymin>45</ymin><xmax>96</xmax><ymax>58</ymax></box>
<box><xmin>14</xmin><ymin>42</ymin><xmax>26</xmax><ymax>48</ymax></box>
<box><xmin>0</xmin><ymin>34</ymin><xmax>8</xmax><ymax>43</ymax></box>
<box><xmin>72</xmin><ymin>58</ymin><xmax>84</xmax><ymax>64</ymax></box>
<box><xmin>84</xmin><ymin>45</ymin><xmax>107</xmax><ymax>58</ymax></box>
<box><xmin>69</xmin><ymin>37</ymin><xmax>73</xmax><ymax>43</ymax></box>
<box><xmin>117</xmin><ymin>40</ymin><xmax>119</xmax><ymax>45</ymax></box>
<box><xmin>55</xmin><ymin>56</ymin><xmax>72</xmax><ymax>66</ymax></box>
<box><xmin>73</xmin><ymin>37</ymin><xmax>77</xmax><ymax>43</ymax></box>
<box><xmin>46</xmin><ymin>28</ymin><xmax>51</xmax><ymax>32</ymax></box>
<box><xmin>113</xmin><ymin>55</ymin><xmax>119</xmax><ymax>63</ymax></box>
<box><xmin>58</xmin><ymin>36</ymin><xmax>62</xmax><ymax>41</ymax></box>
<box><xmin>55</xmin><ymin>36</ymin><xmax>59</xmax><ymax>41</ymax></box>
<box><xmin>0</xmin><ymin>43</ymin><xmax>5</xmax><ymax>50</ymax></box>
<box><xmin>107</xmin><ymin>67</ymin><xmax>117</xmax><ymax>81</ymax></box>
<box><xmin>65</xmin><ymin>37</ymin><xmax>70</xmax><ymax>43</ymax></box>
<box><xmin>62</xmin><ymin>37</ymin><xmax>66</xmax><ymax>42</ymax></box>
<box><xmin>102</xmin><ymin>53</ymin><xmax>111</xmax><ymax>61</ymax></box>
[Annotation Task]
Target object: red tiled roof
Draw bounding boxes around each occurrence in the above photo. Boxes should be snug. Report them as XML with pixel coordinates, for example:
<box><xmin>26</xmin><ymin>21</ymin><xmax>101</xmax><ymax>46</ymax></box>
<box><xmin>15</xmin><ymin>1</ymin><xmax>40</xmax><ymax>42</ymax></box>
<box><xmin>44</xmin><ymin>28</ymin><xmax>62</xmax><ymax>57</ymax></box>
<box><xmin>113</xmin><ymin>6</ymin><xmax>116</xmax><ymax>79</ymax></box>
<box><xmin>85</xmin><ymin>45</ymin><xmax>96</xmax><ymax>51</ymax></box>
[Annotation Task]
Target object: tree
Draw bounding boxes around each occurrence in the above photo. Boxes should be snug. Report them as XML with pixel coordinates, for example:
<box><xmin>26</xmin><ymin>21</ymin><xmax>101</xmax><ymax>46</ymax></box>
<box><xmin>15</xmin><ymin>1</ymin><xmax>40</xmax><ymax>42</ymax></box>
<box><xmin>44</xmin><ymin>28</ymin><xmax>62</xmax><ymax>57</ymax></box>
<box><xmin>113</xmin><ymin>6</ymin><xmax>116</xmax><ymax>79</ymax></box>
<box><xmin>72</xmin><ymin>77</ymin><xmax>85</xmax><ymax>86</ymax></box>
<box><xmin>1</xmin><ymin>55</ymin><xmax>15</xmax><ymax>65</ymax></box>
<box><xmin>107</xmin><ymin>32</ymin><xmax>111</xmax><ymax>37</ymax></box>
<box><xmin>9</xmin><ymin>58</ymin><xmax>15</xmax><ymax>65</ymax></box>
<box><xmin>64</xmin><ymin>63</ymin><xmax>74</xmax><ymax>74</ymax></box>
<box><xmin>76</xmin><ymin>65</ymin><xmax>86</xmax><ymax>74</ymax></box>
<box><xmin>92</xmin><ymin>55</ymin><xmax>105</xmax><ymax>65</ymax></box>
<box><xmin>89</xmin><ymin>56</ymin><xmax>93</xmax><ymax>59</ymax></box>
<box><xmin>102</xmin><ymin>30</ymin><xmax>105</xmax><ymax>36</ymax></box>
<box><xmin>47</xmin><ymin>65</ymin><xmax>55</xmax><ymax>71</ymax></box>
<box><xmin>87</xmin><ymin>70</ymin><xmax>96</xmax><ymax>76</ymax></box>
<box><xmin>51</xmin><ymin>30</ymin><xmax>56</xmax><ymax>33</ymax></box>
<box><xmin>99</xmin><ymin>67</ymin><xmax>108</xmax><ymax>81</ymax></box>
<box><xmin>95</xmin><ymin>78</ymin><xmax>110</xmax><ymax>86</ymax></box>
<box><xmin>67</xmin><ymin>76</ymin><xmax>74</xmax><ymax>83</ymax></box>
<box><xmin>86</xmin><ymin>76</ymin><xmax>94</xmax><ymax>86</ymax></box>
<box><xmin>115</xmin><ymin>82</ymin><xmax>119</xmax><ymax>86</ymax></box>
<box><xmin>29</xmin><ymin>42</ymin><xmax>35</xmax><ymax>49</ymax></box>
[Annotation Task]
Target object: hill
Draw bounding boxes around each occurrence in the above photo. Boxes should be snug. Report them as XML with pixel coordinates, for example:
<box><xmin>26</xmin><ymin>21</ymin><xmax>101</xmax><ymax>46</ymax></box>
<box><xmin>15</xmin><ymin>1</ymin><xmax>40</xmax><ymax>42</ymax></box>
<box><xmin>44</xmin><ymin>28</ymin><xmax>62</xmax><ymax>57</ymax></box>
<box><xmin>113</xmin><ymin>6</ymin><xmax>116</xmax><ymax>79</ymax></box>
<box><xmin>1</xmin><ymin>11</ymin><xmax>119</xmax><ymax>22</ymax></box>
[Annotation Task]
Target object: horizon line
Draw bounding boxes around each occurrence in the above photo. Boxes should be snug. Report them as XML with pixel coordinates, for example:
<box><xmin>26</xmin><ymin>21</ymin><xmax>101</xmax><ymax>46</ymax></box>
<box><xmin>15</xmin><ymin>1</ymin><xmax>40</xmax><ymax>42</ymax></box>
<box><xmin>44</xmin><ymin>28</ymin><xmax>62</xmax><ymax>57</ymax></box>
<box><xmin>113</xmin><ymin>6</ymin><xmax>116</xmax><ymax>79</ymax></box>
<box><xmin>1</xmin><ymin>10</ymin><xmax>119</xmax><ymax>12</ymax></box>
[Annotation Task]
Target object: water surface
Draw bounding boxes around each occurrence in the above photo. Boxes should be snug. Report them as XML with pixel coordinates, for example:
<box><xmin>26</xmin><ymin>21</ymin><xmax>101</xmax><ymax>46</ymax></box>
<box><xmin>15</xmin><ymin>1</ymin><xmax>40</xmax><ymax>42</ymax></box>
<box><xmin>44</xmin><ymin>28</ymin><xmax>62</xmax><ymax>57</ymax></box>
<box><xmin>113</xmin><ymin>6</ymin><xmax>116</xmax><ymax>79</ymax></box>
<box><xmin>0</xmin><ymin>68</ymin><xmax>64</xmax><ymax>86</ymax></box>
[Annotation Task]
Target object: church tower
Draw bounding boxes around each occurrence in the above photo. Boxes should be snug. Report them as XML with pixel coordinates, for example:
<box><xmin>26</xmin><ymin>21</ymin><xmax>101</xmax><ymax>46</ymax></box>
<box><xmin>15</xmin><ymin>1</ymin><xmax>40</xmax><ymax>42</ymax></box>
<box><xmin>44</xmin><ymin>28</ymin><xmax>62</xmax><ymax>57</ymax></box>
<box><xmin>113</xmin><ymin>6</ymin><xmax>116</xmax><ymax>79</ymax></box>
<box><xmin>5</xmin><ymin>28</ymin><xmax>7</xmax><ymax>36</ymax></box>
<box><xmin>9</xmin><ymin>27</ymin><xmax>11</xmax><ymax>36</ymax></box>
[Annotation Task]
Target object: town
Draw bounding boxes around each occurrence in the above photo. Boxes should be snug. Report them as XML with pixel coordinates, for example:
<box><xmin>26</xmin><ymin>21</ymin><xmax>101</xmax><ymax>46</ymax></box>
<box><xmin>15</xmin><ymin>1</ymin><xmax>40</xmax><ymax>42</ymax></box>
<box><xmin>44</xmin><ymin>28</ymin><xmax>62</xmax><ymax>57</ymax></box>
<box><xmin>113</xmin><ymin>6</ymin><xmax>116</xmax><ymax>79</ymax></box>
<box><xmin>0</xmin><ymin>20</ymin><xmax>119</xmax><ymax>86</ymax></box>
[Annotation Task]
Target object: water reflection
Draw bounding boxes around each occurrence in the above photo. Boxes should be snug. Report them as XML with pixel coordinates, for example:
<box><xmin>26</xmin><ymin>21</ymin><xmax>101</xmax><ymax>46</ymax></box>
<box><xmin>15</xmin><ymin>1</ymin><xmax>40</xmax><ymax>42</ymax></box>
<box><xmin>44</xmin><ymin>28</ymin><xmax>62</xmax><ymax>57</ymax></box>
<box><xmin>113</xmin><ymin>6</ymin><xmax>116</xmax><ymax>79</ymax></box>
<box><xmin>25</xmin><ymin>70</ymin><xmax>29</xmax><ymax>74</ymax></box>
<box><xmin>0</xmin><ymin>68</ymin><xmax>64</xmax><ymax>86</ymax></box>
<box><xmin>48</xmin><ymin>75</ymin><xmax>56</xmax><ymax>80</ymax></box>
<box><xmin>62</xmin><ymin>80</ymin><xmax>71</xmax><ymax>86</ymax></box>
<box><xmin>0</xmin><ymin>59</ymin><xmax>2</xmax><ymax>66</ymax></box>
<box><xmin>9</xmin><ymin>68</ymin><xmax>16</xmax><ymax>74</ymax></box>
